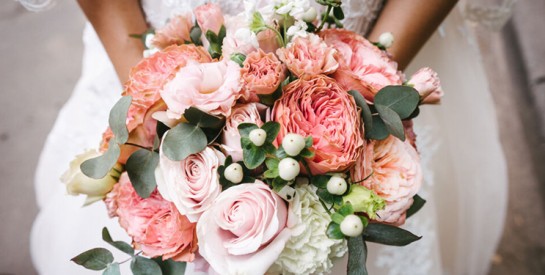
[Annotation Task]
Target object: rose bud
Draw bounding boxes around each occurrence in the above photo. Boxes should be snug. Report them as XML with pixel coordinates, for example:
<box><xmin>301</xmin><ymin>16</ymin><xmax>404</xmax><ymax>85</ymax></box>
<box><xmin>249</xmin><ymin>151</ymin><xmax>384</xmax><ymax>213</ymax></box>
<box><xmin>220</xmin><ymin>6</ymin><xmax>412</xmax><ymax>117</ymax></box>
<box><xmin>327</xmin><ymin>176</ymin><xmax>348</xmax><ymax>195</ymax></box>
<box><xmin>340</xmin><ymin>214</ymin><xmax>364</xmax><ymax>237</ymax></box>
<box><xmin>302</xmin><ymin>7</ymin><xmax>317</xmax><ymax>22</ymax></box>
<box><xmin>378</xmin><ymin>32</ymin><xmax>394</xmax><ymax>48</ymax></box>
<box><xmin>282</xmin><ymin>133</ymin><xmax>306</xmax><ymax>156</ymax></box>
<box><xmin>62</xmin><ymin>150</ymin><xmax>122</xmax><ymax>205</ymax></box>
<box><xmin>408</xmin><ymin>67</ymin><xmax>444</xmax><ymax>104</ymax></box>
<box><xmin>342</xmin><ymin>185</ymin><xmax>385</xmax><ymax>219</ymax></box>
<box><xmin>224</xmin><ymin>163</ymin><xmax>244</xmax><ymax>184</ymax></box>
<box><xmin>249</xmin><ymin>128</ymin><xmax>267</xmax><ymax>146</ymax></box>
<box><xmin>278</xmin><ymin>158</ymin><xmax>300</xmax><ymax>181</ymax></box>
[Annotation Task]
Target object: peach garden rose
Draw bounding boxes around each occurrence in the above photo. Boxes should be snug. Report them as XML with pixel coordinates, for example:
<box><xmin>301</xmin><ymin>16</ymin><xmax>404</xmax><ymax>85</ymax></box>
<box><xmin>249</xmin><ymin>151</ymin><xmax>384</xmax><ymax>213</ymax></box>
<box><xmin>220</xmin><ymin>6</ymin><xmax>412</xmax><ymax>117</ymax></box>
<box><xmin>272</xmin><ymin>75</ymin><xmax>365</xmax><ymax>174</ymax></box>
<box><xmin>241</xmin><ymin>49</ymin><xmax>286</xmax><ymax>96</ymax></box>
<box><xmin>277</xmin><ymin>33</ymin><xmax>338</xmax><ymax>77</ymax></box>
<box><xmin>152</xmin><ymin>14</ymin><xmax>194</xmax><ymax>49</ymax></box>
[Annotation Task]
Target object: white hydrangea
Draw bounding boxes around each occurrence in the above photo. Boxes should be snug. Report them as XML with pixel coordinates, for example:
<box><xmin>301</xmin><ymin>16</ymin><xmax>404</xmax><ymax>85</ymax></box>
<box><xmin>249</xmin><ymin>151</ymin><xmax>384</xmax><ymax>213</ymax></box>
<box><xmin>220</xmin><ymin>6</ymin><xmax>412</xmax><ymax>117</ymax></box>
<box><xmin>286</xmin><ymin>20</ymin><xmax>309</xmax><ymax>38</ymax></box>
<box><xmin>269</xmin><ymin>185</ymin><xmax>348</xmax><ymax>275</ymax></box>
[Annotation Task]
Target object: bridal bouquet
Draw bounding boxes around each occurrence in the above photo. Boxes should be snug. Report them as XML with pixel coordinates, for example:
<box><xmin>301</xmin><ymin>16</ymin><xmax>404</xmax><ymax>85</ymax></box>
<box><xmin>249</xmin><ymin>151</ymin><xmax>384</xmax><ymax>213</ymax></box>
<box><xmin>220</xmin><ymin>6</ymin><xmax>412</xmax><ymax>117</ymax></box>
<box><xmin>67</xmin><ymin>1</ymin><xmax>444</xmax><ymax>274</ymax></box>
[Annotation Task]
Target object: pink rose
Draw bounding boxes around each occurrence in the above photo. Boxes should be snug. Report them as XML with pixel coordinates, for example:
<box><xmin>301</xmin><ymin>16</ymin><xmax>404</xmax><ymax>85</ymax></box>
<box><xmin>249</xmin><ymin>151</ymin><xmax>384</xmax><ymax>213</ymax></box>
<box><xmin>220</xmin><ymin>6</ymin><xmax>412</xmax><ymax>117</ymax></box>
<box><xmin>351</xmin><ymin>136</ymin><xmax>423</xmax><ymax>226</ymax></box>
<box><xmin>152</xmin><ymin>14</ymin><xmax>193</xmax><ymax>49</ymax></box>
<box><xmin>221</xmin><ymin>15</ymin><xmax>259</xmax><ymax>57</ymax></box>
<box><xmin>197</xmin><ymin>182</ymin><xmax>294</xmax><ymax>274</ymax></box>
<box><xmin>408</xmin><ymin>67</ymin><xmax>444</xmax><ymax>104</ymax></box>
<box><xmin>320</xmin><ymin>29</ymin><xmax>402</xmax><ymax>101</ymax></box>
<box><xmin>156</xmin><ymin>146</ymin><xmax>225</xmax><ymax>222</ymax></box>
<box><xmin>105</xmin><ymin>173</ymin><xmax>198</xmax><ymax>261</ymax></box>
<box><xmin>161</xmin><ymin>60</ymin><xmax>243</xmax><ymax>119</ymax></box>
<box><xmin>241</xmin><ymin>49</ymin><xmax>286</xmax><ymax>96</ymax></box>
<box><xmin>222</xmin><ymin>103</ymin><xmax>267</xmax><ymax>161</ymax></box>
<box><xmin>194</xmin><ymin>3</ymin><xmax>224</xmax><ymax>35</ymax></box>
<box><xmin>272</xmin><ymin>75</ymin><xmax>365</xmax><ymax>174</ymax></box>
<box><xmin>277</xmin><ymin>34</ymin><xmax>338</xmax><ymax>77</ymax></box>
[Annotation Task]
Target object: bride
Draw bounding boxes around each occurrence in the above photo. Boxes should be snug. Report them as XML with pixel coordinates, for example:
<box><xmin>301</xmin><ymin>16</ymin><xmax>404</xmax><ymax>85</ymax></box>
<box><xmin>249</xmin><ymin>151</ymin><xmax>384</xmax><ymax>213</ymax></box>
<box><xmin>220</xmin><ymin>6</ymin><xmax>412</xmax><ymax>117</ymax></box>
<box><xmin>25</xmin><ymin>0</ymin><xmax>508</xmax><ymax>274</ymax></box>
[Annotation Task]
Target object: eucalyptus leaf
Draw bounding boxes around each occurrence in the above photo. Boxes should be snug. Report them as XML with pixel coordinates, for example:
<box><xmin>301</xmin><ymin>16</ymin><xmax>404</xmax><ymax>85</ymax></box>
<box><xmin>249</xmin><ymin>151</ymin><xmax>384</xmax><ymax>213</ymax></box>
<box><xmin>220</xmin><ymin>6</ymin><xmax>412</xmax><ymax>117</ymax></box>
<box><xmin>374</xmin><ymin>86</ymin><xmax>420</xmax><ymax>119</ymax></box>
<box><xmin>326</xmin><ymin>222</ymin><xmax>345</xmax><ymax>239</ymax></box>
<box><xmin>71</xmin><ymin>248</ymin><xmax>114</xmax><ymax>271</ymax></box>
<box><xmin>363</xmin><ymin>223</ymin><xmax>421</xmax><ymax>246</ymax></box>
<box><xmin>163</xmin><ymin>123</ymin><xmax>207</xmax><ymax>161</ymax></box>
<box><xmin>347</xmin><ymin>236</ymin><xmax>368</xmax><ymax>275</ymax></box>
<box><xmin>238</xmin><ymin>123</ymin><xmax>259</xmax><ymax>138</ymax></box>
<box><xmin>131</xmin><ymin>256</ymin><xmax>162</xmax><ymax>275</ymax></box>
<box><xmin>103</xmin><ymin>263</ymin><xmax>121</xmax><ymax>275</ymax></box>
<box><xmin>348</xmin><ymin>90</ymin><xmax>373</xmax><ymax>132</ymax></box>
<box><xmin>109</xmin><ymin>96</ymin><xmax>132</xmax><ymax>144</ymax></box>
<box><xmin>406</xmin><ymin>194</ymin><xmax>426</xmax><ymax>218</ymax></box>
<box><xmin>126</xmin><ymin>149</ymin><xmax>159</xmax><ymax>198</ymax></box>
<box><xmin>81</xmin><ymin>141</ymin><xmax>121</xmax><ymax>179</ymax></box>
<box><xmin>376</xmin><ymin>104</ymin><xmax>405</xmax><ymax>141</ymax></box>
<box><xmin>184</xmin><ymin>107</ymin><xmax>224</xmax><ymax>129</ymax></box>
<box><xmin>190</xmin><ymin>25</ymin><xmax>203</xmax><ymax>45</ymax></box>
<box><xmin>365</xmin><ymin>116</ymin><xmax>389</xmax><ymax>140</ymax></box>
<box><xmin>261</xmin><ymin>122</ymin><xmax>280</xmax><ymax>143</ymax></box>
<box><xmin>102</xmin><ymin>227</ymin><xmax>134</xmax><ymax>255</ymax></box>
<box><xmin>153</xmin><ymin>258</ymin><xmax>187</xmax><ymax>275</ymax></box>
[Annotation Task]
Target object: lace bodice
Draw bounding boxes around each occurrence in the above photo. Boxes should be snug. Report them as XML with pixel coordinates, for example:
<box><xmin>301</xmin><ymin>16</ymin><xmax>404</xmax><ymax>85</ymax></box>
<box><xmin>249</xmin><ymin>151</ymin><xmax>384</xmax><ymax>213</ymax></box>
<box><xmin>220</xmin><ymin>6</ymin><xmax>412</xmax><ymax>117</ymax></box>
<box><xmin>142</xmin><ymin>0</ymin><xmax>384</xmax><ymax>36</ymax></box>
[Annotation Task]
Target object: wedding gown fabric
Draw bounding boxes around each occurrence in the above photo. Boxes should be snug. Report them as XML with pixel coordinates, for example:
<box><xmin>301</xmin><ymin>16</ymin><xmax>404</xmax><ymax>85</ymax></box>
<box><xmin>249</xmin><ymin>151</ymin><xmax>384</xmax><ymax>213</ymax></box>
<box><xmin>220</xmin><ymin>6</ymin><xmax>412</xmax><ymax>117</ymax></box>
<box><xmin>30</xmin><ymin>0</ymin><xmax>508</xmax><ymax>274</ymax></box>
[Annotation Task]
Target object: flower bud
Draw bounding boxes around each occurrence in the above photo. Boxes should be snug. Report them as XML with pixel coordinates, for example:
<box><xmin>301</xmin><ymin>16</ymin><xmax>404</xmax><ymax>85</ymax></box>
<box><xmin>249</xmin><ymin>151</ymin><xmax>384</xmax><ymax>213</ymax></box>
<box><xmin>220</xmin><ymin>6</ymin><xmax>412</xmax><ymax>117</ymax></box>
<box><xmin>343</xmin><ymin>185</ymin><xmax>385</xmax><ymax>219</ymax></box>
<box><xmin>340</xmin><ymin>214</ymin><xmax>364</xmax><ymax>237</ymax></box>
<box><xmin>302</xmin><ymin>7</ymin><xmax>318</xmax><ymax>22</ymax></box>
<box><xmin>249</xmin><ymin>128</ymin><xmax>267</xmax><ymax>146</ymax></box>
<box><xmin>62</xmin><ymin>150</ymin><xmax>122</xmax><ymax>204</ymax></box>
<box><xmin>327</xmin><ymin>176</ymin><xmax>347</xmax><ymax>195</ymax></box>
<box><xmin>282</xmin><ymin>133</ymin><xmax>306</xmax><ymax>156</ymax></box>
<box><xmin>378</xmin><ymin>32</ymin><xmax>394</xmax><ymax>48</ymax></box>
<box><xmin>278</xmin><ymin>157</ymin><xmax>300</xmax><ymax>181</ymax></box>
<box><xmin>224</xmin><ymin>163</ymin><xmax>244</xmax><ymax>184</ymax></box>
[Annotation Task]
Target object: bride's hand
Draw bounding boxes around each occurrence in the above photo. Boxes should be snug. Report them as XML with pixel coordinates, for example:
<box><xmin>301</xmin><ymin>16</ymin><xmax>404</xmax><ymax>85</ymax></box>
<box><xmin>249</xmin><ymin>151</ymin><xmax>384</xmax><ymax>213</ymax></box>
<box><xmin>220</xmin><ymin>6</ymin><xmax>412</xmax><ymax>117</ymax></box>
<box><xmin>77</xmin><ymin>0</ymin><xmax>148</xmax><ymax>83</ymax></box>
<box><xmin>368</xmin><ymin>0</ymin><xmax>458</xmax><ymax>70</ymax></box>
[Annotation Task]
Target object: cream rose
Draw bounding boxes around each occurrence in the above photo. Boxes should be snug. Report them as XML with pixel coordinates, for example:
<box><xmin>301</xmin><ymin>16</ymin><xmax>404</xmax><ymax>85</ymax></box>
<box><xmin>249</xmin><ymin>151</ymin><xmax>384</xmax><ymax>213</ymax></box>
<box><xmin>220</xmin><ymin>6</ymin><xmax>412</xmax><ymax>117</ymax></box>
<box><xmin>197</xmin><ymin>182</ymin><xmax>294</xmax><ymax>274</ymax></box>
<box><xmin>156</xmin><ymin>146</ymin><xmax>225</xmax><ymax>222</ymax></box>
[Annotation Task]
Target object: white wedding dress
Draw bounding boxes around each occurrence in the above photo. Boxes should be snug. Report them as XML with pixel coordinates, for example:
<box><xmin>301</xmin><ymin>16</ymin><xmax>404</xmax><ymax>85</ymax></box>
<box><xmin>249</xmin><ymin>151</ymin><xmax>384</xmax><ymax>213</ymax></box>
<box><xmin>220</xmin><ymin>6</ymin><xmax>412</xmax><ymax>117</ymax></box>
<box><xmin>28</xmin><ymin>0</ymin><xmax>509</xmax><ymax>274</ymax></box>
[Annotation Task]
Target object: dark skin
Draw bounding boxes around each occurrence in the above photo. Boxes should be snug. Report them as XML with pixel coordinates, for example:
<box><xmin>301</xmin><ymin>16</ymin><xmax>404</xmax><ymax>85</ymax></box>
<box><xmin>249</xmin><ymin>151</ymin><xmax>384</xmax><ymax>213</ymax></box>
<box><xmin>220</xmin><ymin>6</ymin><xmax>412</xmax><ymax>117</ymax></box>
<box><xmin>77</xmin><ymin>0</ymin><xmax>458</xmax><ymax>82</ymax></box>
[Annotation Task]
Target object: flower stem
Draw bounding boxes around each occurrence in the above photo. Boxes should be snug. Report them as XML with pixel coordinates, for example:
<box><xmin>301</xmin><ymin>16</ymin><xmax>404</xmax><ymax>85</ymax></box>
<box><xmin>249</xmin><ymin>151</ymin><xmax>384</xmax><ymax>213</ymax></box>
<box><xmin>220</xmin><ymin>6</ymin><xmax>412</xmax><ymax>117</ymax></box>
<box><xmin>266</xmin><ymin>25</ymin><xmax>285</xmax><ymax>47</ymax></box>
<box><xmin>125</xmin><ymin>142</ymin><xmax>153</xmax><ymax>151</ymax></box>
<box><xmin>317</xmin><ymin>5</ymin><xmax>333</xmax><ymax>32</ymax></box>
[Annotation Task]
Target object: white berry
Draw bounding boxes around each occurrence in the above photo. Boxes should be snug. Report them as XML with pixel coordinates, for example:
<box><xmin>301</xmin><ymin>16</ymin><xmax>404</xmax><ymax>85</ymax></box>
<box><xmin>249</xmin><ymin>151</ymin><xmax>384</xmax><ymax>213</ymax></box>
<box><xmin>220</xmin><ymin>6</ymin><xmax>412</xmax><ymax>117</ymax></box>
<box><xmin>282</xmin><ymin>133</ymin><xmax>306</xmax><ymax>156</ymax></box>
<box><xmin>327</xmin><ymin>176</ymin><xmax>348</xmax><ymax>195</ymax></box>
<box><xmin>340</xmin><ymin>214</ymin><xmax>364</xmax><ymax>237</ymax></box>
<box><xmin>302</xmin><ymin>7</ymin><xmax>318</xmax><ymax>22</ymax></box>
<box><xmin>224</xmin><ymin>163</ymin><xmax>244</xmax><ymax>184</ymax></box>
<box><xmin>278</xmin><ymin>158</ymin><xmax>300</xmax><ymax>181</ymax></box>
<box><xmin>378</xmin><ymin>32</ymin><xmax>394</xmax><ymax>48</ymax></box>
<box><xmin>249</xmin><ymin>129</ymin><xmax>267</xmax><ymax>146</ymax></box>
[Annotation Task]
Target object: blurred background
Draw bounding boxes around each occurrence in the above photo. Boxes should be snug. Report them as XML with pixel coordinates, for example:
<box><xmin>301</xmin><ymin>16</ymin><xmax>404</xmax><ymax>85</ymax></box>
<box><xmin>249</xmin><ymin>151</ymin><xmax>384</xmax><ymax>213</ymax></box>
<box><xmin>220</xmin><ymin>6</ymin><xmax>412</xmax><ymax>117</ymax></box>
<box><xmin>1</xmin><ymin>0</ymin><xmax>544</xmax><ymax>274</ymax></box>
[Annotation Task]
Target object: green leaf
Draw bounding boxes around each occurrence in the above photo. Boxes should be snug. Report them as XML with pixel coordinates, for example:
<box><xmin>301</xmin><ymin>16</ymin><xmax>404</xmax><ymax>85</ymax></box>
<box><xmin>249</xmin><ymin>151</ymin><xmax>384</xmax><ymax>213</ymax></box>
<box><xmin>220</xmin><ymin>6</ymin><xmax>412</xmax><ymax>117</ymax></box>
<box><xmin>275</xmin><ymin>146</ymin><xmax>287</xmax><ymax>159</ymax></box>
<box><xmin>153</xmin><ymin>258</ymin><xmax>187</xmax><ymax>275</ymax></box>
<box><xmin>102</xmin><ymin>227</ymin><xmax>134</xmax><ymax>255</ymax></box>
<box><xmin>376</xmin><ymin>104</ymin><xmax>405</xmax><ymax>141</ymax></box>
<box><xmin>205</xmin><ymin>30</ymin><xmax>219</xmax><ymax>44</ymax></box>
<box><xmin>406</xmin><ymin>106</ymin><xmax>420</xmax><ymax>120</ymax></box>
<box><xmin>304</xmin><ymin>136</ymin><xmax>313</xmax><ymax>148</ymax></box>
<box><xmin>230</xmin><ymin>53</ymin><xmax>246</xmax><ymax>67</ymax></box>
<box><xmin>300</xmin><ymin>148</ymin><xmax>315</xmax><ymax>158</ymax></box>
<box><xmin>103</xmin><ymin>263</ymin><xmax>121</xmax><ymax>275</ymax></box>
<box><xmin>272</xmin><ymin>177</ymin><xmax>288</xmax><ymax>192</ymax></box>
<box><xmin>183</xmin><ymin>107</ymin><xmax>224</xmax><ymax>129</ymax></box>
<box><xmin>190</xmin><ymin>25</ymin><xmax>203</xmax><ymax>46</ymax></box>
<box><xmin>338</xmin><ymin>203</ymin><xmax>355</xmax><ymax>216</ymax></box>
<box><xmin>326</xmin><ymin>222</ymin><xmax>345</xmax><ymax>239</ymax></box>
<box><xmin>243</xmin><ymin>144</ymin><xmax>266</xmax><ymax>169</ymax></box>
<box><xmin>317</xmin><ymin>188</ymin><xmax>342</xmax><ymax>205</ymax></box>
<box><xmin>71</xmin><ymin>248</ymin><xmax>114</xmax><ymax>271</ymax></box>
<box><xmin>81</xmin><ymin>140</ymin><xmax>120</xmax><ymax>179</ymax></box>
<box><xmin>365</xmin><ymin>116</ymin><xmax>389</xmax><ymax>140</ymax></box>
<box><xmin>348</xmin><ymin>90</ymin><xmax>373</xmax><ymax>133</ymax></box>
<box><xmin>261</xmin><ymin>122</ymin><xmax>280</xmax><ymax>143</ymax></box>
<box><xmin>347</xmin><ymin>236</ymin><xmax>368</xmax><ymax>275</ymax></box>
<box><xmin>265</xmin><ymin>158</ymin><xmax>279</xmax><ymax>170</ymax></box>
<box><xmin>331</xmin><ymin>212</ymin><xmax>345</xmax><ymax>224</ymax></box>
<box><xmin>374</xmin><ymin>86</ymin><xmax>420</xmax><ymax>119</ymax></box>
<box><xmin>162</xmin><ymin>123</ymin><xmax>207</xmax><ymax>161</ymax></box>
<box><xmin>218</xmin><ymin>25</ymin><xmax>227</xmax><ymax>42</ymax></box>
<box><xmin>109</xmin><ymin>96</ymin><xmax>132</xmax><ymax>144</ymax></box>
<box><xmin>262</xmin><ymin>143</ymin><xmax>277</xmax><ymax>155</ymax></box>
<box><xmin>131</xmin><ymin>256</ymin><xmax>162</xmax><ymax>275</ymax></box>
<box><xmin>333</xmin><ymin>6</ymin><xmax>345</xmax><ymax>20</ymax></box>
<box><xmin>363</xmin><ymin>223</ymin><xmax>421</xmax><ymax>246</ymax></box>
<box><xmin>312</xmin><ymin>175</ymin><xmax>330</xmax><ymax>189</ymax></box>
<box><xmin>264</xmin><ymin>169</ymin><xmax>279</xmax><ymax>179</ymax></box>
<box><xmin>238</xmin><ymin>123</ymin><xmax>259</xmax><ymax>138</ymax></box>
<box><xmin>126</xmin><ymin>149</ymin><xmax>160</xmax><ymax>198</ymax></box>
<box><xmin>406</xmin><ymin>194</ymin><xmax>427</xmax><ymax>218</ymax></box>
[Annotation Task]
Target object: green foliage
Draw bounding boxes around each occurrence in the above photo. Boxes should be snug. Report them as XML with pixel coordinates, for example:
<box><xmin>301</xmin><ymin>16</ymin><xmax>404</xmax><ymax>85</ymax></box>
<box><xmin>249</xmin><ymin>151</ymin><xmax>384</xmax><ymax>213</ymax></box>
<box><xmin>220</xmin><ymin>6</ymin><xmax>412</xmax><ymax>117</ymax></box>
<box><xmin>162</xmin><ymin>123</ymin><xmax>207</xmax><ymax>161</ymax></box>
<box><xmin>338</xmin><ymin>203</ymin><xmax>355</xmax><ymax>216</ymax></box>
<box><xmin>230</xmin><ymin>53</ymin><xmax>246</xmax><ymax>67</ymax></box>
<box><xmin>103</xmin><ymin>263</ymin><xmax>120</xmax><ymax>275</ymax></box>
<box><xmin>237</xmin><ymin>123</ymin><xmax>259</xmax><ymax>138</ymax></box>
<box><xmin>126</xmin><ymin>149</ymin><xmax>160</xmax><ymax>198</ymax></box>
<box><xmin>331</xmin><ymin>212</ymin><xmax>345</xmax><ymax>224</ymax></box>
<box><xmin>348</xmin><ymin>90</ymin><xmax>373</xmax><ymax>135</ymax></box>
<box><xmin>238</xmin><ymin>122</ymin><xmax>281</xmax><ymax>170</ymax></box>
<box><xmin>71</xmin><ymin>248</ymin><xmax>114</xmax><ymax>271</ymax></box>
<box><xmin>81</xmin><ymin>140</ymin><xmax>121</xmax><ymax>179</ymax></box>
<box><xmin>190</xmin><ymin>25</ymin><xmax>203</xmax><ymax>46</ymax></box>
<box><xmin>109</xmin><ymin>96</ymin><xmax>132</xmax><ymax>144</ymax></box>
<box><xmin>374</xmin><ymin>86</ymin><xmax>420</xmax><ymax>119</ymax></box>
<box><xmin>131</xmin><ymin>256</ymin><xmax>162</xmax><ymax>275</ymax></box>
<box><xmin>375</xmin><ymin>104</ymin><xmax>405</xmax><ymax>141</ymax></box>
<box><xmin>316</xmin><ymin>188</ymin><xmax>343</xmax><ymax>205</ymax></box>
<box><xmin>102</xmin><ymin>227</ymin><xmax>134</xmax><ymax>256</ymax></box>
<box><xmin>363</xmin><ymin>223</ymin><xmax>421</xmax><ymax>246</ymax></box>
<box><xmin>326</xmin><ymin>222</ymin><xmax>345</xmax><ymax>239</ymax></box>
<box><xmin>250</xmin><ymin>12</ymin><xmax>268</xmax><ymax>33</ymax></box>
<box><xmin>152</xmin><ymin>258</ymin><xmax>187</xmax><ymax>275</ymax></box>
<box><xmin>406</xmin><ymin>194</ymin><xmax>427</xmax><ymax>218</ymax></box>
<box><xmin>261</xmin><ymin>122</ymin><xmax>280</xmax><ymax>143</ymax></box>
<box><xmin>347</xmin><ymin>236</ymin><xmax>368</xmax><ymax>275</ymax></box>
<box><xmin>365</xmin><ymin>116</ymin><xmax>389</xmax><ymax>140</ymax></box>
<box><xmin>184</xmin><ymin>107</ymin><xmax>224</xmax><ymax>129</ymax></box>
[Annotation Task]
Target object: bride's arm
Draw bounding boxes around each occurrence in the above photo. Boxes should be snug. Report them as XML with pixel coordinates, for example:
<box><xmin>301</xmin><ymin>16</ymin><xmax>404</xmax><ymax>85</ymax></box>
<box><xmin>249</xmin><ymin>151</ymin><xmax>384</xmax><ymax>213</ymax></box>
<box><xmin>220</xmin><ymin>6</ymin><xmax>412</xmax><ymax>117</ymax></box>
<box><xmin>77</xmin><ymin>0</ymin><xmax>148</xmax><ymax>82</ymax></box>
<box><xmin>367</xmin><ymin>0</ymin><xmax>458</xmax><ymax>70</ymax></box>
